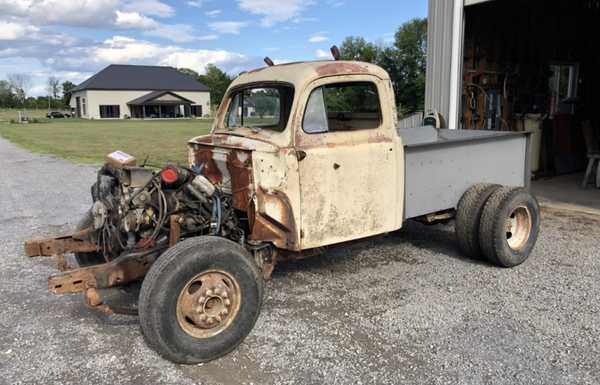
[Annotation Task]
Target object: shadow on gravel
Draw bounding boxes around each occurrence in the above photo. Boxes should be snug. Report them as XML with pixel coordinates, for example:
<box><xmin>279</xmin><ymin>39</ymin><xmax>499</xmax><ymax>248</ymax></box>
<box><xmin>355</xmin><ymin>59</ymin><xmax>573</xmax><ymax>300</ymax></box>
<box><xmin>274</xmin><ymin>219</ymin><xmax>491</xmax><ymax>278</ymax></box>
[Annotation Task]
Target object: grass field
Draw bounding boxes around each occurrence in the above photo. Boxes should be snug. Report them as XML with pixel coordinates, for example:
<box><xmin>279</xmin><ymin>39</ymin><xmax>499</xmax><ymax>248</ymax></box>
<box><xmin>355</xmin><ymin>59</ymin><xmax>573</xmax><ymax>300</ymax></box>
<box><xmin>0</xmin><ymin>115</ymin><xmax>213</xmax><ymax>165</ymax></box>
<box><xmin>0</xmin><ymin>108</ymin><xmax>53</xmax><ymax>122</ymax></box>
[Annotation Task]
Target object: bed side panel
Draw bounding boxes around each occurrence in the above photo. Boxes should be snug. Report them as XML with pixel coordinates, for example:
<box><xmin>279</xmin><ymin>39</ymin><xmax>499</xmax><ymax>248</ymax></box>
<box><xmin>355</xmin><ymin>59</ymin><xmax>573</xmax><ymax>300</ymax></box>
<box><xmin>404</xmin><ymin>134</ymin><xmax>529</xmax><ymax>219</ymax></box>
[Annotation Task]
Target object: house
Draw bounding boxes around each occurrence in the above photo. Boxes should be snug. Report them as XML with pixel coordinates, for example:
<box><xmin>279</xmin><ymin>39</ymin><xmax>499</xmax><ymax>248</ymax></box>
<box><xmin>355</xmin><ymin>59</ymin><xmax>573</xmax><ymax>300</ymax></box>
<box><xmin>69</xmin><ymin>64</ymin><xmax>211</xmax><ymax>119</ymax></box>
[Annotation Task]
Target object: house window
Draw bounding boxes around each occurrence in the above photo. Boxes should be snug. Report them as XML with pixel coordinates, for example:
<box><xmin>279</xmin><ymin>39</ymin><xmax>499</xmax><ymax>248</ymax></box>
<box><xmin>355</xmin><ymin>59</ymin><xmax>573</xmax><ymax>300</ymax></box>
<box><xmin>303</xmin><ymin>82</ymin><xmax>382</xmax><ymax>133</ymax></box>
<box><xmin>82</xmin><ymin>98</ymin><xmax>87</xmax><ymax>116</ymax></box>
<box><xmin>99</xmin><ymin>105</ymin><xmax>120</xmax><ymax>118</ymax></box>
<box><xmin>191</xmin><ymin>105</ymin><xmax>203</xmax><ymax>117</ymax></box>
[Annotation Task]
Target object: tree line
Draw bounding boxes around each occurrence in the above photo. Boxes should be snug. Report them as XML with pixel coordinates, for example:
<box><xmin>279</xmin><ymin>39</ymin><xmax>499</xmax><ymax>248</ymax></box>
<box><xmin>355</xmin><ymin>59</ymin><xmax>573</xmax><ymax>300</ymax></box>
<box><xmin>338</xmin><ymin>18</ymin><xmax>427</xmax><ymax>115</ymax></box>
<box><xmin>0</xmin><ymin>74</ymin><xmax>75</xmax><ymax>110</ymax></box>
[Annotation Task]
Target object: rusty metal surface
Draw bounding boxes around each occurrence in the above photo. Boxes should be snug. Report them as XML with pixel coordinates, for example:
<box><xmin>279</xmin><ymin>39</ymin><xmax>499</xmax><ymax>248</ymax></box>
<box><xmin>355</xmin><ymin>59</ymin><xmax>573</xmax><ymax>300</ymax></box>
<box><xmin>48</xmin><ymin>251</ymin><xmax>159</xmax><ymax>294</ymax></box>
<box><xmin>251</xmin><ymin>187</ymin><xmax>298</xmax><ymax>249</ymax></box>
<box><xmin>176</xmin><ymin>270</ymin><xmax>241</xmax><ymax>338</ymax></box>
<box><xmin>24</xmin><ymin>230</ymin><xmax>98</xmax><ymax>257</ymax></box>
<box><xmin>191</xmin><ymin>145</ymin><xmax>254</xmax><ymax>212</ymax></box>
<box><xmin>169</xmin><ymin>215</ymin><xmax>181</xmax><ymax>247</ymax></box>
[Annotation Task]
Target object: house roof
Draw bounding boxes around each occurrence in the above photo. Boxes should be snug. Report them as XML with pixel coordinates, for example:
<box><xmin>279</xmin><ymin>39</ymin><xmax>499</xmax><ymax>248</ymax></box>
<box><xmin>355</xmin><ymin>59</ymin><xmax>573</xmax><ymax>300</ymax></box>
<box><xmin>72</xmin><ymin>64</ymin><xmax>209</xmax><ymax>92</ymax></box>
<box><xmin>127</xmin><ymin>91</ymin><xmax>195</xmax><ymax>105</ymax></box>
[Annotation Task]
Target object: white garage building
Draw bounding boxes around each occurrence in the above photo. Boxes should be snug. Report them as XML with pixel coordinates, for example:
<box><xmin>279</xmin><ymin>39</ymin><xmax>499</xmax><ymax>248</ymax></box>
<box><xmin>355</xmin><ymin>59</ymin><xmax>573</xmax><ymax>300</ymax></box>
<box><xmin>69</xmin><ymin>64</ymin><xmax>211</xmax><ymax>119</ymax></box>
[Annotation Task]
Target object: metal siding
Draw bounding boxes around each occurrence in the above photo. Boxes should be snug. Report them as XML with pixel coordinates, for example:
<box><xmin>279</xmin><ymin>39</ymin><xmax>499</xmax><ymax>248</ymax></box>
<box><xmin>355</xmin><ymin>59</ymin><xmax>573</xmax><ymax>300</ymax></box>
<box><xmin>425</xmin><ymin>0</ymin><xmax>456</xmax><ymax>126</ymax></box>
<box><xmin>397</xmin><ymin>112</ymin><xmax>424</xmax><ymax>129</ymax></box>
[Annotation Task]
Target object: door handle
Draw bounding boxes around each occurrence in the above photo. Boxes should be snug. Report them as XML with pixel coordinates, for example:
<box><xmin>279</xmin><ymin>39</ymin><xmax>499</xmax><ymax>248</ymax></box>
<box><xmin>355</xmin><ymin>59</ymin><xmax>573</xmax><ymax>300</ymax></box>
<box><xmin>296</xmin><ymin>150</ymin><xmax>307</xmax><ymax>161</ymax></box>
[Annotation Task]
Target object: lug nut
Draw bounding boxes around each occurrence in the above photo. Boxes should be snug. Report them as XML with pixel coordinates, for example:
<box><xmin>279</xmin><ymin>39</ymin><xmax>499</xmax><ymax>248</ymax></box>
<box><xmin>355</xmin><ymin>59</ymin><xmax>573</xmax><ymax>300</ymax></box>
<box><xmin>206</xmin><ymin>289</ymin><xmax>214</xmax><ymax>296</ymax></box>
<box><xmin>198</xmin><ymin>296</ymin><xmax>206</xmax><ymax>304</ymax></box>
<box><xmin>224</xmin><ymin>299</ymin><xmax>231</xmax><ymax>306</ymax></box>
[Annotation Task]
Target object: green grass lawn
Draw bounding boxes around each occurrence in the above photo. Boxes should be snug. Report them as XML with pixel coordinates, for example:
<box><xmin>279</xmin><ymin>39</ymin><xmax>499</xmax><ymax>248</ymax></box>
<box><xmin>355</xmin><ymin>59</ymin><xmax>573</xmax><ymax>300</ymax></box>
<box><xmin>0</xmin><ymin>116</ymin><xmax>213</xmax><ymax>165</ymax></box>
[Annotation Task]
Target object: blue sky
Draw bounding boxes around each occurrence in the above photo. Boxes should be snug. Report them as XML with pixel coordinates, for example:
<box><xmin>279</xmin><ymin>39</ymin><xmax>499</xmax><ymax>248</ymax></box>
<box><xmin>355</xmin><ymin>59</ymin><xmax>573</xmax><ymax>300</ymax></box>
<box><xmin>0</xmin><ymin>0</ymin><xmax>426</xmax><ymax>96</ymax></box>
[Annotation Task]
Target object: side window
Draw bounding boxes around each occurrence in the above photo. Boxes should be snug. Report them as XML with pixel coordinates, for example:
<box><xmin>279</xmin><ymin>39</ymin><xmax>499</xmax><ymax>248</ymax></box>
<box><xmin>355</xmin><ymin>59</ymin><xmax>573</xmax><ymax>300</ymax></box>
<box><xmin>303</xmin><ymin>88</ymin><xmax>328</xmax><ymax>133</ymax></box>
<box><xmin>303</xmin><ymin>82</ymin><xmax>382</xmax><ymax>133</ymax></box>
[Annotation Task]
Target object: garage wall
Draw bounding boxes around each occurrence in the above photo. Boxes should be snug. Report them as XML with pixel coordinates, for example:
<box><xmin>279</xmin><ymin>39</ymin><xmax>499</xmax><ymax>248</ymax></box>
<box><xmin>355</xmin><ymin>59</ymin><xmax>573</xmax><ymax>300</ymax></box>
<box><xmin>425</xmin><ymin>0</ymin><xmax>460</xmax><ymax>128</ymax></box>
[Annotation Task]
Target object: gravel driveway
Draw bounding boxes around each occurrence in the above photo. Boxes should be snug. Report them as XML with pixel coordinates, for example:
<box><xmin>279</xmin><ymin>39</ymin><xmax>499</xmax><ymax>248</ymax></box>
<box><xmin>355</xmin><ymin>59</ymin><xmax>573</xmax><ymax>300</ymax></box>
<box><xmin>1</xmin><ymin>137</ymin><xmax>599</xmax><ymax>385</ymax></box>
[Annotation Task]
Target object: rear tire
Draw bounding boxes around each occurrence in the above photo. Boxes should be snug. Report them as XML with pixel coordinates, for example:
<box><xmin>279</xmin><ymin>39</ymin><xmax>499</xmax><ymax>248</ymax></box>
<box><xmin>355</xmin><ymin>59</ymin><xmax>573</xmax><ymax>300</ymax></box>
<box><xmin>455</xmin><ymin>184</ymin><xmax>501</xmax><ymax>258</ymax></box>
<box><xmin>479</xmin><ymin>187</ymin><xmax>540</xmax><ymax>267</ymax></box>
<box><xmin>74</xmin><ymin>209</ymin><xmax>105</xmax><ymax>267</ymax></box>
<box><xmin>138</xmin><ymin>236</ymin><xmax>263</xmax><ymax>364</ymax></box>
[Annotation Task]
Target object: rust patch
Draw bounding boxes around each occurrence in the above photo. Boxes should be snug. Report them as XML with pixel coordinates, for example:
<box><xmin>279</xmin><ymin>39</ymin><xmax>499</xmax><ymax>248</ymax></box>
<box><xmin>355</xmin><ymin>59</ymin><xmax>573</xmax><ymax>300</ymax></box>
<box><xmin>193</xmin><ymin>146</ymin><xmax>223</xmax><ymax>185</ymax></box>
<box><xmin>250</xmin><ymin>187</ymin><xmax>298</xmax><ymax>250</ymax></box>
<box><xmin>316</xmin><ymin>62</ymin><xmax>367</xmax><ymax>76</ymax></box>
<box><xmin>48</xmin><ymin>251</ymin><xmax>159</xmax><ymax>294</ymax></box>
<box><xmin>169</xmin><ymin>215</ymin><xmax>181</xmax><ymax>247</ymax></box>
<box><xmin>226</xmin><ymin>150</ymin><xmax>253</xmax><ymax>211</ymax></box>
<box><xmin>24</xmin><ymin>230</ymin><xmax>98</xmax><ymax>257</ymax></box>
<box><xmin>192</xmin><ymin>145</ymin><xmax>253</xmax><ymax>211</ymax></box>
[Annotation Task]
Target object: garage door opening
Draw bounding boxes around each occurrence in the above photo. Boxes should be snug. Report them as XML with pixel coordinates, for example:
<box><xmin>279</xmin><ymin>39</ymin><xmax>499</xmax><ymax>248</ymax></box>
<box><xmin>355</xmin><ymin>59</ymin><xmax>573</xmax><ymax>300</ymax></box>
<box><xmin>460</xmin><ymin>0</ymin><xmax>600</xmax><ymax>209</ymax></box>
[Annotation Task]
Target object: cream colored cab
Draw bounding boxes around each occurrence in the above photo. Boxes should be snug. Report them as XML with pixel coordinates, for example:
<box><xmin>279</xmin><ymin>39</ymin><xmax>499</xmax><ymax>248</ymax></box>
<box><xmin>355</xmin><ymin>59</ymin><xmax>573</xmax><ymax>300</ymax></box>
<box><xmin>190</xmin><ymin>61</ymin><xmax>405</xmax><ymax>252</ymax></box>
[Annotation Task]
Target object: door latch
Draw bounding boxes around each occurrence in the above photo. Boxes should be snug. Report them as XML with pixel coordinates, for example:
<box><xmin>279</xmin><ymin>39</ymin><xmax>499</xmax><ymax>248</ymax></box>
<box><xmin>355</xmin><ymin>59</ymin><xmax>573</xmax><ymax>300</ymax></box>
<box><xmin>296</xmin><ymin>150</ymin><xmax>307</xmax><ymax>161</ymax></box>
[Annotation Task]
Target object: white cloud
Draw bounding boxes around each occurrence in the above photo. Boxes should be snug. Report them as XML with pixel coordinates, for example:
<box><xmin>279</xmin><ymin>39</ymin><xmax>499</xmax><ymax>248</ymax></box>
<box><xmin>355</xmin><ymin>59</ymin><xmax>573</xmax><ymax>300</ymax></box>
<box><xmin>309</xmin><ymin>35</ymin><xmax>328</xmax><ymax>43</ymax></box>
<box><xmin>123</xmin><ymin>0</ymin><xmax>175</xmax><ymax>18</ymax></box>
<box><xmin>187</xmin><ymin>0</ymin><xmax>203</xmax><ymax>8</ymax></box>
<box><xmin>0</xmin><ymin>0</ymin><xmax>121</xmax><ymax>27</ymax></box>
<box><xmin>205</xmin><ymin>9</ymin><xmax>221</xmax><ymax>18</ymax></box>
<box><xmin>315</xmin><ymin>49</ymin><xmax>330</xmax><ymax>59</ymax></box>
<box><xmin>197</xmin><ymin>34</ymin><xmax>219</xmax><ymax>41</ymax></box>
<box><xmin>144</xmin><ymin>24</ymin><xmax>200</xmax><ymax>43</ymax></box>
<box><xmin>115</xmin><ymin>11</ymin><xmax>159</xmax><ymax>29</ymax></box>
<box><xmin>209</xmin><ymin>21</ymin><xmax>248</xmax><ymax>35</ymax></box>
<box><xmin>0</xmin><ymin>21</ymin><xmax>40</xmax><ymax>40</ymax></box>
<box><xmin>327</xmin><ymin>0</ymin><xmax>345</xmax><ymax>8</ymax></box>
<box><xmin>237</xmin><ymin>0</ymin><xmax>314</xmax><ymax>26</ymax></box>
<box><xmin>78</xmin><ymin>36</ymin><xmax>261</xmax><ymax>76</ymax></box>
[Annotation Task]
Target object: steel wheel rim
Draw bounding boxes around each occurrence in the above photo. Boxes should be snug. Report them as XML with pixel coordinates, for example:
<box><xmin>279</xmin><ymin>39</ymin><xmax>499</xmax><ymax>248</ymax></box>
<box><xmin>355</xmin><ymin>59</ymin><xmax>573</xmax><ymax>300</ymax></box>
<box><xmin>505</xmin><ymin>206</ymin><xmax>532</xmax><ymax>251</ymax></box>
<box><xmin>176</xmin><ymin>270</ymin><xmax>241</xmax><ymax>339</ymax></box>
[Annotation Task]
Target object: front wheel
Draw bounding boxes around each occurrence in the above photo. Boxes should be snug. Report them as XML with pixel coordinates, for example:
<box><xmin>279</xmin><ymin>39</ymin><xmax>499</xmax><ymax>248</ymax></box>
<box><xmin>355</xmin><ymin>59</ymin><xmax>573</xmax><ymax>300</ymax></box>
<box><xmin>138</xmin><ymin>236</ymin><xmax>264</xmax><ymax>364</ymax></box>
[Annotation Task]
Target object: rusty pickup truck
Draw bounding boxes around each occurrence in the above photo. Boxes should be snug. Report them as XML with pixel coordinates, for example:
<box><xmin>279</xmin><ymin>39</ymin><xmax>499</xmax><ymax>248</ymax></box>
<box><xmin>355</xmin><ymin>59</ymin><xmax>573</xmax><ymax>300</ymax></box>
<box><xmin>26</xmin><ymin>59</ymin><xmax>539</xmax><ymax>364</ymax></box>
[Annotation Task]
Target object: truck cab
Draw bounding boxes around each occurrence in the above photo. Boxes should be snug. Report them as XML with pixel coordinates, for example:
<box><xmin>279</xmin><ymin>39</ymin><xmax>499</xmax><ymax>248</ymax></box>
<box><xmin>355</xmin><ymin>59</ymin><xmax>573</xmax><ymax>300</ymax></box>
<box><xmin>189</xmin><ymin>61</ymin><xmax>405</xmax><ymax>252</ymax></box>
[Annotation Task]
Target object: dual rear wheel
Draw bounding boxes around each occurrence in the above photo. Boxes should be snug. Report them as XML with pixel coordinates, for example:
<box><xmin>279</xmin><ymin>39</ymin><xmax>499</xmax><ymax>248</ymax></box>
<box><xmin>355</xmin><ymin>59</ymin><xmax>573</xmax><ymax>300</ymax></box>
<box><xmin>456</xmin><ymin>184</ymin><xmax>540</xmax><ymax>267</ymax></box>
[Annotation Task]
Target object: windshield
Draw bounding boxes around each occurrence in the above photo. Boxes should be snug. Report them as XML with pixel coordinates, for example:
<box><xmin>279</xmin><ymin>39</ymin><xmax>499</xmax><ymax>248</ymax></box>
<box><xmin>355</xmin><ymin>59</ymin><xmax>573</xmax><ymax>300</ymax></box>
<box><xmin>225</xmin><ymin>85</ymin><xmax>294</xmax><ymax>132</ymax></box>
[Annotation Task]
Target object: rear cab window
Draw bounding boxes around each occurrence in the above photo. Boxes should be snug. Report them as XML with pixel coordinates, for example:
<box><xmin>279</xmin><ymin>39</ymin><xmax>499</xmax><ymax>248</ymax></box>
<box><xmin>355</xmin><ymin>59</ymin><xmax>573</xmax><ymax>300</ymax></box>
<box><xmin>225</xmin><ymin>85</ymin><xmax>294</xmax><ymax>132</ymax></box>
<box><xmin>303</xmin><ymin>82</ymin><xmax>382</xmax><ymax>134</ymax></box>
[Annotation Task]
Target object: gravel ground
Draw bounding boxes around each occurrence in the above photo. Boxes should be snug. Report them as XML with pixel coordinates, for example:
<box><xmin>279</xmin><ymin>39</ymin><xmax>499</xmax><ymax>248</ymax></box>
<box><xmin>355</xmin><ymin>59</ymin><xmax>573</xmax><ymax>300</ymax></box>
<box><xmin>1</xmin><ymin>137</ymin><xmax>599</xmax><ymax>385</ymax></box>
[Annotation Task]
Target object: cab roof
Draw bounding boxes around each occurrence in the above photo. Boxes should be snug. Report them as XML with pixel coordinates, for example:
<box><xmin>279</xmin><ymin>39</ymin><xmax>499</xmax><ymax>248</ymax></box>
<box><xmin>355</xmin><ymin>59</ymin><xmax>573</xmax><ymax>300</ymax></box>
<box><xmin>230</xmin><ymin>60</ymin><xmax>391</xmax><ymax>90</ymax></box>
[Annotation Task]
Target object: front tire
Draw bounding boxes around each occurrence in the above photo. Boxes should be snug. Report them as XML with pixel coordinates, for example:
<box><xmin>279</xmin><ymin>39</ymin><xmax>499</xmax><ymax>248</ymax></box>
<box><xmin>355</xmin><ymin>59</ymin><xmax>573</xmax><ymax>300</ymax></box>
<box><xmin>138</xmin><ymin>236</ymin><xmax>263</xmax><ymax>364</ymax></box>
<box><xmin>479</xmin><ymin>187</ymin><xmax>540</xmax><ymax>267</ymax></box>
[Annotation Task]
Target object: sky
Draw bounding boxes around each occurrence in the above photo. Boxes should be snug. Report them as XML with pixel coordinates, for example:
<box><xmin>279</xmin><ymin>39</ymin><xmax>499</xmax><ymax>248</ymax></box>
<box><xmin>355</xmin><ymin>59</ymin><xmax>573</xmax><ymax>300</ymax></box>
<box><xmin>0</xmin><ymin>0</ymin><xmax>426</xmax><ymax>96</ymax></box>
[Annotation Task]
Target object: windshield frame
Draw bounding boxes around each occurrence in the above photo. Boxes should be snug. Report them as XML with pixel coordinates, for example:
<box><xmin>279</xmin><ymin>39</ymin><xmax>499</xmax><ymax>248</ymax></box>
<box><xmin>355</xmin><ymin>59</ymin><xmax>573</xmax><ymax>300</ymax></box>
<box><xmin>219</xmin><ymin>81</ymin><xmax>295</xmax><ymax>133</ymax></box>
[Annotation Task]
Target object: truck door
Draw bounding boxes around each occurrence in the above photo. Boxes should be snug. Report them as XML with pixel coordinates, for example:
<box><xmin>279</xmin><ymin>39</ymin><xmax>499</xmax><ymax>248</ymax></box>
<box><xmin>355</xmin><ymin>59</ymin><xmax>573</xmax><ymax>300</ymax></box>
<box><xmin>295</xmin><ymin>77</ymin><xmax>401</xmax><ymax>249</ymax></box>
